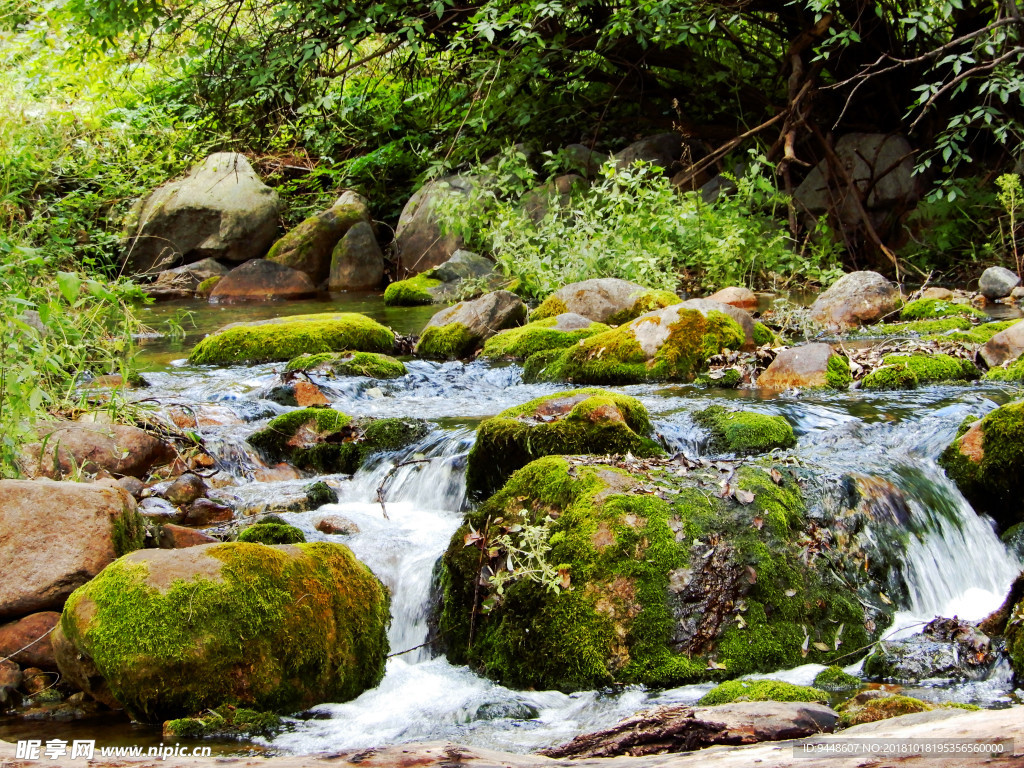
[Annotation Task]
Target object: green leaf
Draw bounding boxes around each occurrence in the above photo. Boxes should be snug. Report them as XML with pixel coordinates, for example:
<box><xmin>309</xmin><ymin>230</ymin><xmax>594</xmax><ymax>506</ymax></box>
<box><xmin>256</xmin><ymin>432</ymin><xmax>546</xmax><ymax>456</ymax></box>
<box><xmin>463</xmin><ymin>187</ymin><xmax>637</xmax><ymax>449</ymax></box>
<box><xmin>56</xmin><ymin>272</ymin><xmax>82</xmax><ymax>304</ymax></box>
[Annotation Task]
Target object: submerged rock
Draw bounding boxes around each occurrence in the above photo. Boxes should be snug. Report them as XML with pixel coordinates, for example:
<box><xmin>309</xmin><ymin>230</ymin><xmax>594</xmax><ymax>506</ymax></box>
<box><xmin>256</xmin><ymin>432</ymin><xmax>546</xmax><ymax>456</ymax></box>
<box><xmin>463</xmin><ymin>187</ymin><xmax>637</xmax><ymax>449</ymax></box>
<box><xmin>939</xmin><ymin>402</ymin><xmax>1024</xmax><ymax>531</ymax></box>
<box><xmin>864</xmin><ymin>617</ymin><xmax>995</xmax><ymax>681</ymax></box>
<box><xmin>531</xmin><ymin>278</ymin><xmax>680</xmax><ymax>325</ymax></box>
<box><xmin>188</xmin><ymin>313</ymin><xmax>395</xmax><ymax>366</ymax></box>
<box><xmin>53</xmin><ymin>542</ymin><xmax>390</xmax><ymax>721</ymax></box>
<box><xmin>415</xmin><ymin>290</ymin><xmax>527</xmax><ymax>359</ymax></box>
<box><xmin>439</xmin><ymin>456</ymin><xmax>890</xmax><ymax>692</ymax></box>
<box><xmin>465</xmin><ymin>389</ymin><xmax>663</xmax><ymax>499</ymax></box>
<box><xmin>522</xmin><ymin>304</ymin><xmax>745</xmax><ymax>385</ymax></box>
<box><xmin>808</xmin><ymin>271</ymin><xmax>900</xmax><ymax>332</ymax></box>
<box><xmin>480</xmin><ymin>314</ymin><xmax>609</xmax><ymax>360</ymax></box>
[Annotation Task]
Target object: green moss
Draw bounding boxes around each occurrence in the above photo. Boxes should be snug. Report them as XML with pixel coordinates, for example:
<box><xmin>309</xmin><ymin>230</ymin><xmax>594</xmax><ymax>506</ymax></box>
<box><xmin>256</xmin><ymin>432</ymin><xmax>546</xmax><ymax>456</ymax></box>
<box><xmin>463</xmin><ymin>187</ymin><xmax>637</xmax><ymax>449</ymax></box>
<box><xmin>862</xmin><ymin>354</ymin><xmax>978</xmax><ymax>390</ymax></box>
<box><xmin>238</xmin><ymin>522</ymin><xmax>306</xmax><ymax>545</ymax></box>
<box><xmin>360</xmin><ymin>417</ymin><xmax>430</xmax><ymax>452</ymax></box>
<box><xmin>111</xmin><ymin>504</ymin><xmax>146</xmax><ymax>558</ymax></box>
<box><xmin>753</xmin><ymin>322</ymin><xmax>776</xmax><ymax>347</ymax></box>
<box><xmin>530</xmin><ymin>296</ymin><xmax>569</xmax><ymax>321</ymax></box>
<box><xmin>383</xmin><ymin>274</ymin><xmax>442</xmax><ymax>306</ymax></box>
<box><xmin>697</xmin><ymin>679</ymin><xmax>827</xmax><ymax>706</ymax></box>
<box><xmin>813</xmin><ymin>665</ymin><xmax>861</xmax><ymax>692</ymax></box>
<box><xmin>530</xmin><ymin>309</ymin><xmax>745</xmax><ymax>385</ymax></box>
<box><xmin>866</xmin><ymin>317</ymin><xmax>973</xmax><ymax>337</ymax></box>
<box><xmin>164</xmin><ymin>708</ymin><xmax>282</xmax><ymax>739</ymax></box>
<box><xmin>939</xmin><ymin>402</ymin><xmax>1024</xmax><ymax>529</ymax></box>
<box><xmin>521</xmin><ymin>348</ymin><xmax>571</xmax><ymax>383</ymax></box>
<box><xmin>196</xmin><ymin>276</ymin><xmax>221</xmax><ymax>296</ymax></box>
<box><xmin>606</xmin><ymin>289</ymin><xmax>681</xmax><ymax>326</ymax></box>
<box><xmin>59</xmin><ymin>542</ymin><xmax>390</xmax><ymax>722</ymax></box>
<box><xmin>693</xmin><ymin>406</ymin><xmax>796</xmax><ymax>455</ymax></box>
<box><xmin>985</xmin><ymin>355</ymin><xmax>1024</xmax><ymax>382</ymax></box>
<box><xmin>416</xmin><ymin>322</ymin><xmax>477</xmax><ymax>359</ymax></box>
<box><xmin>189</xmin><ymin>313</ymin><xmax>395</xmax><ymax>366</ymax></box>
<box><xmin>465</xmin><ymin>389</ymin><xmax>662</xmax><ymax>499</ymax></box>
<box><xmin>1001</xmin><ymin>523</ymin><xmax>1024</xmax><ymax>559</ymax></box>
<box><xmin>695</xmin><ymin>368</ymin><xmax>744</xmax><ymax>388</ymax></box>
<box><xmin>901</xmin><ymin>299</ymin><xmax>987</xmax><ymax>321</ymax></box>
<box><xmin>441</xmin><ymin>456</ymin><xmax>879</xmax><ymax>692</ymax></box>
<box><xmin>825</xmin><ymin>355</ymin><xmax>853</xmax><ymax>389</ymax></box>
<box><xmin>1005</xmin><ymin>600</ymin><xmax>1024</xmax><ymax>678</ymax></box>
<box><xmin>838</xmin><ymin>695</ymin><xmax>933</xmax><ymax>727</ymax></box>
<box><xmin>481</xmin><ymin>317</ymin><xmax>609</xmax><ymax>360</ymax></box>
<box><xmin>285</xmin><ymin>351</ymin><xmax>406</xmax><ymax>379</ymax></box>
<box><xmin>927</xmin><ymin>319</ymin><xmax>1018</xmax><ymax>344</ymax></box>
<box><xmin>249</xmin><ymin>408</ymin><xmax>351</xmax><ymax>458</ymax></box>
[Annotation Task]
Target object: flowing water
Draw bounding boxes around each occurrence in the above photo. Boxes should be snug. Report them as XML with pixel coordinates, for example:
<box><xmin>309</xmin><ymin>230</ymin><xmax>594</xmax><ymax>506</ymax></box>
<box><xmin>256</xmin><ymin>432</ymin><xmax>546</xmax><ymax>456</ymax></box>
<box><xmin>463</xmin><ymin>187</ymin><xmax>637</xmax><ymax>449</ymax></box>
<box><xmin>3</xmin><ymin>295</ymin><xmax>1022</xmax><ymax>753</ymax></box>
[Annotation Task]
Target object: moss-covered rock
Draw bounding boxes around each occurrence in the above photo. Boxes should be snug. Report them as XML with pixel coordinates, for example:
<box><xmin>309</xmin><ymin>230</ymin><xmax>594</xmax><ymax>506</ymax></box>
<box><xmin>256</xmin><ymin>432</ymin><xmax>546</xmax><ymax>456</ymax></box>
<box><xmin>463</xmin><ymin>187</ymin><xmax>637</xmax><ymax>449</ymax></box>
<box><xmin>531</xmin><ymin>279</ymin><xmax>680</xmax><ymax>325</ymax></box>
<box><xmin>753</xmin><ymin>322</ymin><xmax>777</xmax><ymax>347</ymax></box>
<box><xmin>984</xmin><ymin>355</ymin><xmax>1024</xmax><ymax>382</ymax></box>
<box><xmin>285</xmin><ymin>351</ymin><xmax>406</xmax><ymax>379</ymax></box>
<box><xmin>522</xmin><ymin>305</ymin><xmax>745</xmax><ymax>385</ymax></box>
<box><xmin>924</xmin><ymin>319</ymin><xmax>1018</xmax><ymax>344</ymax></box>
<box><xmin>266</xmin><ymin>203</ymin><xmax>367</xmax><ymax>284</ymax></box>
<box><xmin>465</xmin><ymin>389</ymin><xmax>663</xmax><ymax>499</ymax></box>
<box><xmin>248</xmin><ymin>409</ymin><xmax>428</xmax><ymax>474</ymax></box>
<box><xmin>861</xmin><ymin>354</ymin><xmax>979</xmax><ymax>390</ymax></box>
<box><xmin>900</xmin><ymin>299</ymin><xmax>987</xmax><ymax>321</ymax></box>
<box><xmin>189</xmin><ymin>313</ymin><xmax>394</xmax><ymax>366</ymax></box>
<box><xmin>757</xmin><ymin>345</ymin><xmax>850</xmax><ymax>390</ymax></box>
<box><xmin>837</xmin><ymin>694</ymin><xmax>934</xmax><ymax>727</ymax></box>
<box><xmin>813</xmin><ymin>666</ymin><xmax>861</xmax><ymax>692</ymax></box>
<box><xmin>1002</xmin><ymin>523</ymin><xmax>1024</xmax><ymax>559</ymax></box>
<box><xmin>481</xmin><ymin>315</ymin><xmax>610</xmax><ymax>360</ymax></box>
<box><xmin>53</xmin><ymin>542</ymin><xmax>390</xmax><ymax>722</ymax></box>
<box><xmin>693</xmin><ymin>406</ymin><xmax>796</xmax><ymax>455</ymax></box>
<box><xmin>938</xmin><ymin>402</ymin><xmax>1024</xmax><ymax>530</ymax></box>
<box><xmin>1006</xmin><ymin>596</ymin><xmax>1024</xmax><ymax>681</ymax></box>
<box><xmin>864</xmin><ymin>317</ymin><xmax>973</xmax><ymax>337</ymax></box>
<box><xmin>383</xmin><ymin>274</ymin><xmax>442</xmax><ymax>306</ymax></box>
<box><xmin>439</xmin><ymin>456</ymin><xmax>888</xmax><ymax>692</ymax></box>
<box><xmin>196</xmin><ymin>276</ymin><xmax>222</xmax><ymax>297</ymax></box>
<box><xmin>237</xmin><ymin>519</ymin><xmax>306</xmax><ymax>545</ymax></box>
<box><xmin>697</xmin><ymin>679</ymin><xmax>827</xmax><ymax>706</ymax></box>
<box><xmin>164</xmin><ymin>707</ymin><xmax>282</xmax><ymax>740</ymax></box>
<box><xmin>416</xmin><ymin>290</ymin><xmax>528</xmax><ymax>360</ymax></box>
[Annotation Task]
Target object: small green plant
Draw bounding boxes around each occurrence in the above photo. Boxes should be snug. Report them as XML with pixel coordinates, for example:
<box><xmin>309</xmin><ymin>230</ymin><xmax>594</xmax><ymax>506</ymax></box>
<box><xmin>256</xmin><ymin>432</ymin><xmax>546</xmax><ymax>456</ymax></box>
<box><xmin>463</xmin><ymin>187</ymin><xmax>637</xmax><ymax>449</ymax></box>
<box><xmin>996</xmin><ymin>173</ymin><xmax>1022</xmax><ymax>279</ymax></box>
<box><xmin>477</xmin><ymin>512</ymin><xmax>567</xmax><ymax>608</ymax></box>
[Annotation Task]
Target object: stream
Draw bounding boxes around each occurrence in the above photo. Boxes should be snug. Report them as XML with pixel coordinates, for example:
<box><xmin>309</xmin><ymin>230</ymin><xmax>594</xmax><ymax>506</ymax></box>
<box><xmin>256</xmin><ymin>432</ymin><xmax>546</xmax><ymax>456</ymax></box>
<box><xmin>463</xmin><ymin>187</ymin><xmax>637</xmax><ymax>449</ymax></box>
<box><xmin>3</xmin><ymin>293</ymin><xmax>1023</xmax><ymax>754</ymax></box>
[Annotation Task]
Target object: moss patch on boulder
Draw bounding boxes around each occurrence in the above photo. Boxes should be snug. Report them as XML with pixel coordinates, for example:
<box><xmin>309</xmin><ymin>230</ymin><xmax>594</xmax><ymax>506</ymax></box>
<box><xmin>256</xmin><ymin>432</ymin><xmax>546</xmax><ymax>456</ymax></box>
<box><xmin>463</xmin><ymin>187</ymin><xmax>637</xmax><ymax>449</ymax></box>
<box><xmin>813</xmin><ymin>665</ymin><xmax>861</xmax><ymax>692</ymax></box>
<box><xmin>925</xmin><ymin>319</ymin><xmax>1017</xmax><ymax>344</ymax></box>
<box><xmin>189</xmin><ymin>314</ymin><xmax>395</xmax><ymax>366</ymax></box>
<box><xmin>383</xmin><ymin>274</ymin><xmax>442</xmax><ymax>306</ymax></box>
<box><xmin>164</xmin><ymin>707</ymin><xmax>282</xmax><ymax>739</ymax></box>
<box><xmin>697</xmin><ymin>679</ymin><xmax>827</xmax><ymax>706</ymax></box>
<box><xmin>440</xmin><ymin>456</ymin><xmax>887</xmax><ymax>692</ymax></box>
<box><xmin>693</xmin><ymin>406</ymin><xmax>796</xmax><ymax>455</ymax></box>
<box><xmin>416</xmin><ymin>322</ymin><xmax>478</xmax><ymax>359</ymax></box>
<box><xmin>238</xmin><ymin>519</ymin><xmax>306</xmax><ymax>545</ymax></box>
<box><xmin>481</xmin><ymin>316</ymin><xmax>610</xmax><ymax>360</ymax></box>
<box><xmin>522</xmin><ymin>308</ymin><xmax>745</xmax><ymax>385</ymax></box>
<box><xmin>939</xmin><ymin>402</ymin><xmax>1024</xmax><ymax>530</ymax></box>
<box><xmin>753</xmin><ymin>322</ymin><xmax>777</xmax><ymax>347</ymax></box>
<box><xmin>900</xmin><ymin>299</ymin><xmax>987</xmax><ymax>321</ymax></box>
<box><xmin>531</xmin><ymin>287</ymin><xmax>680</xmax><ymax>325</ymax></box>
<box><xmin>285</xmin><ymin>351</ymin><xmax>406</xmax><ymax>379</ymax></box>
<box><xmin>865</xmin><ymin>317</ymin><xmax>973</xmax><ymax>337</ymax></box>
<box><xmin>465</xmin><ymin>389</ymin><xmax>663</xmax><ymax>499</ymax></box>
<box><xmin>826</xmin><ymin>355</ymin><xmax>853</xmax><ymax>389</ymax></box>
<box><xmin>861</xmin><ymin>354</ymin><xmax>978</xmax><ymax>390</ymax></box>
<box><xmin>55</xmin><ymin>542</ymin><xmax>390</xmax><ymax>722</ymax></box>
<box><xmin>838</xmin><ymin>694</ymin><xmax>933</xmax><ymax>727</ymax></box>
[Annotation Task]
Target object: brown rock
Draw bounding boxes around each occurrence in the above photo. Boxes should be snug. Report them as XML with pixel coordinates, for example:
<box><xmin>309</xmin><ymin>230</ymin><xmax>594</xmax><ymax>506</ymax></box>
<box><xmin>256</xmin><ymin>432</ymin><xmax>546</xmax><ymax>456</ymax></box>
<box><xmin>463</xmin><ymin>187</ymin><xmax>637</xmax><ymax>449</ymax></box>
<box><xmin>921</xmin><ymin>287</ymin><xmax>954</xmax><ymax>300</ymax></box>
<box><xmin>50</xmin><ymin>629</ymin><xmax>121</xmax><ymax>709</ymax></box>
<box><xmin>315</xmin><ymin>516</ymin><xmax>361</xmax><ymax>536</ymax></box>
<box><xmin>0</xmin><ymin>612</ymin><xmax>60</xmax><ymax>670</ymax></box>
<box><xmin>252</xmin><ymin>464</ymin><xmax>304</xmax><ymax>483</ymax></box>
<box><xmin>757</xmin><ymin>343</ymin><xmax>838</xmax><ymax>390</ymax></box>
<box><xmin>117</xmin><ymin>476</ymin><xmax>146</xmax><ymax>499</ymax></box>
<box><xmin>164</xmin><ymin>473</ymin><xmax>208</xmax><ymax>506</ymax></box>
<box><xmin>0</xmin><ymin>659</ymin><xmax>22</xmax><ymax>704</ymax></box>
<box><xmin>294</xmin><ymin>379</ymin><xmax>330</xmax><ymax>407</ymax></box>
<box><xmin>980</xmin><ymin>320</ymin><xmax>1024</xmax><ymax>368</ymax></box>
<box><xmin>809</xmin><ymin>271</ymin><xmax>900</xmax><ymax>332</ymax></box>
<box><xmin>182</xmin><ymin>498</ymin><xmax>233</xmax><ymax>527</ymax></box>
<box><xmin>0</xmin><ymin>479</ymin><xmax>141</xmax><ymax>619</ymax></box>
<box><xmin>167</xmin><ymin>404</ymin><xmax>243</xmax><ymax>429</ymax></box>
<box><xmin>708</xmin><ymin>286</ymin><xmax>758</xmax><ymax>310</ymax></box>
<box><xmin>20</xmin><ymin>667</ymin><xmax>52</xmax><ymax>696</ymax></box>
<box><xmin>541</xmin><ymin>277</ymin><xmax>675</xmax><ymax>323</ymax></box>
<box><xmin>157</xmin><ymin>524</ymin><xmax>219</xmax><ymax>549</ymax></box>
<box><xmin>541</xmin><ymin>701</ymin><xmax>839</xmax><ymax>758</ymax></box>
<box><xmin>22</xmin><ymin>422</ymin><xmax>176</xmax><ymax>479</ymax></box>
<box><xmin>329</xmin><ymin>220</ymin><xmax>385</xmax><ymax>290</ymax></box>
<box><xmin>210</xmin><ymin>258</ymin><xmax>317</xmax><ymax>302</ymax></box>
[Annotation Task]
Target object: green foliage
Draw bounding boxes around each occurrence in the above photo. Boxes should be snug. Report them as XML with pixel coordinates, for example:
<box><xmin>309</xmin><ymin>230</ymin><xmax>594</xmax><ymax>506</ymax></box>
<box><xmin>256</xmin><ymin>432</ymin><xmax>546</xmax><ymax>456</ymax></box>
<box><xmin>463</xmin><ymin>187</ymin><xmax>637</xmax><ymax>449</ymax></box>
<box><xmin>697</xmin><ymin>679</ymin><xmax>827</xmax><ymax>706</ymax></box>
<box><xmin>996</xmin><ymin>173</ymin><xmax>1023</xmax><ymax>276</ymax></box>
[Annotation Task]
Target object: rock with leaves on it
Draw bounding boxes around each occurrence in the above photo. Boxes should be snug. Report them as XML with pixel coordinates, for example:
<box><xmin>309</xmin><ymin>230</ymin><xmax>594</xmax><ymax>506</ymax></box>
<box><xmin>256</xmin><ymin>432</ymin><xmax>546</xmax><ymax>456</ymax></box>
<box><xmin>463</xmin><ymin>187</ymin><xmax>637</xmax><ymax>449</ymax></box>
<box><xmin>532</xmin><ymin>278</ymin><xmax>680</xmax><ymax>325</ymax></box>
<box><xmin>465</xmin><ymin>389</ymin><xmax>664</xmax><ymax>499</ymax></box>
<box><xmin>415</xmin><ymin>290</ymin><xmax>527</xmax><ymax>359</ymax></box>
<box><xmin>0</xmin><ymin>479</ymin><xmax>145</xmax><ymax>619</ymax></box>
<box><xmin>522</xmin><ymin>303</ymin><xmax>745</xmax><ymax>385</ymax></box>
<box><xmin>52</xmin><ymin>542</ymin><xmax>390</xmax><ymax>721</ymax></box>
<box><xmin>285</xmin><ymin>351</ymin><xmax>406</xmax><ymax>379</ymax></box>
<box><xmin>440</xmin><ymin>455</ymin><xmax>892</xmax><ymax>692</ymax></box>
<box><xmin>188</xmin><ymin>313</ymin><xmax>394</xmax><ymax>366</ymax></box>
<box><xmin>864</xmin><ymin>616</ymin><xmax>995</xmax><ymax>682</ymax></box>
<box><xmin>939</xmin><ymin>402</ymin><xmax>1024</xmax><ymax>531</ymax></box>
<box><xmin>122</xmin><ymin>153</ymin><xmax>280</xmax><ymax>275</ymax></box>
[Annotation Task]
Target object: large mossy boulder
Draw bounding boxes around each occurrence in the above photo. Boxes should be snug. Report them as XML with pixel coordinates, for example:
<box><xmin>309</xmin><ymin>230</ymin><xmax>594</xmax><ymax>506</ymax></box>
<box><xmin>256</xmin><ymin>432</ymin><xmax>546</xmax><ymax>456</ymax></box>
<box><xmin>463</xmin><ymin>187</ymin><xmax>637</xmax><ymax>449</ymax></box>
<box><xmin>522</xmin><ymin>305</ymin><xmax>745</xmax><ymax>385</ymax></box>
<box><xmin>693</xmin><ymin>406</ymin><xmax>796</xmax><ymax>455</ymax></box>
<box><xmin>939</xmin><ymin>402</ymin><xmax>1024</xmax><ymax>531</ymax></box>
<box><xmin>52</xmin><ymin>542</ymin><xmax>390</xmax><ymax>721</ymax></box>
<box><xmin>415</xmin><ymin>290</ymin><xmax>527</xmax><ymax>359</ymax></box>
<box><xmin>439</xmin><ymin>456</ymin><xmax>889</xmax><ymax>692</ymax></box>
<box><xmin>465</xmin><ymin>389</ymin><xmax>663</xmax><ymax>499</ymax></box>
<box><xmin>532</xmin><ymin>278</ymin><xmax>680</xmax><ymax>325</ymax></box>
<box><xmin>266</xmin><ymin>201</ymin><xmax>367</xmax><ymax>284</ymax></box>
<box><xmin>248</xmin><ymin>408</ymin><xmax>428</xmax><ymax>474</ymax></box>
<box><xmin>188</xmin><ymin>313</ymin><xmax>394</xmax><ymax>366</ymax></box>
<box><xmin>122</xmin><ymin>153</ymin><xmax>281</xmax><ymax>275</ymax></box>
<box><xmin>481</xmin><ymin>314</ymin><xmax>609</xmax><ymax>360</ymax></box>
<box><xmin>860</xmin><ymin>354</ymin><xmax>979</xmax><ymax>390</ymax></box>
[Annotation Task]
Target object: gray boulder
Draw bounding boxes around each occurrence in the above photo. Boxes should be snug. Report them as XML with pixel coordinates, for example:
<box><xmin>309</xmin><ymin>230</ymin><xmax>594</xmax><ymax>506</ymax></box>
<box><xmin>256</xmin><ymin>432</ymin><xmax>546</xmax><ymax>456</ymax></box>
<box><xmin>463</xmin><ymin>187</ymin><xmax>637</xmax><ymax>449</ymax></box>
<box><xmin>864</xmin><ymin>617</ymin><xmax>996</xmax><ymax>681</ymax></box>
<box><xmin>329</xmin><ymin>221</ymin><xmax>385</xmax><ymax>290</ymax></box>
<box><xmin>614</xmin><ymin>133</ymin><xmax>684</xmax><ymax>171</ymax></box>
<box><xmin>533</xmin><ymin>277</ymin><xmax>679</xmax><ymax>324</ymax></box>
<box><xmin>809</xmin><ymin>271</ymin><xmax>900</xmax><ymax>332</ymax></box>
<box><xmin>394</xmin><ymin>175</ymin><xmax>474</xmax><ymax>277</ymax></box>
<box><xmin>979</xmin><ymin>266</ymin><xmax>1020</xmax><ymax>300</ymax></box>
<box><xmin>415</xmin><ymin>290</ymin><xmax>527</xmax><ymax>358</ymax></box>
<box><xmin>266</xmin><ymin>202</ymin><xmax>369</xmax><ymax>284</ymax></box>
<box><xmin>980</xmin><ymin>319</ymin><xmax>1024</xmax><ymax>367</ymax></box>
<box><xmin>122</xmin><ymin>153</ymin><xmax>280</xmax><ymax>275</ymax></box>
